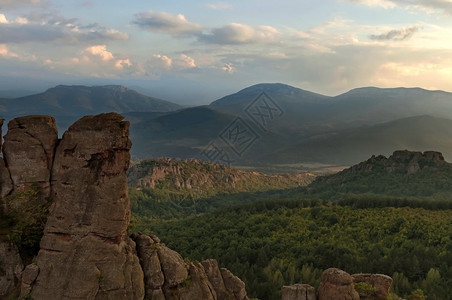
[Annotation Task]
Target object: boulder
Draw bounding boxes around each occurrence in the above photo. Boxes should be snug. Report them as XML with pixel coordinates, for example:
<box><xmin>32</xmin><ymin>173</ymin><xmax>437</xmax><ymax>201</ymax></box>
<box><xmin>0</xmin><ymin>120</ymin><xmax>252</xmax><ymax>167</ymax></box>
<box><xmin>352</xmin><ymin>273</ymin><xmax>392</xmax><ymax>300</ymax></box>
<box><xmin>317</xmin><ymin>268</ymin><xmax>359</xmax><ymax>300</ymax></box>
<box><xmin>281</xmin><ymin>284</ymin><xmax>316</xmax><ymax>300</ymax></box>
<box><xmin>29</xmin><ymin>113</ymin><xmax>144</xmax><ymax>299</ymax></box>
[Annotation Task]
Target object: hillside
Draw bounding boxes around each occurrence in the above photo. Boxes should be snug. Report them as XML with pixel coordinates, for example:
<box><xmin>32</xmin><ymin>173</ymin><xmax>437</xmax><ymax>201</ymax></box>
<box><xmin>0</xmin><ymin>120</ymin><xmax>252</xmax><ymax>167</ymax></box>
<box><xmin>302</xmin><ymin>150</ymin><xmax>452</xmax><ymax>200</ymax></box>
<box><xmin>128</xmin><ymin>157</ymin><xmax>314</xmax><ymax>219</ymax></box>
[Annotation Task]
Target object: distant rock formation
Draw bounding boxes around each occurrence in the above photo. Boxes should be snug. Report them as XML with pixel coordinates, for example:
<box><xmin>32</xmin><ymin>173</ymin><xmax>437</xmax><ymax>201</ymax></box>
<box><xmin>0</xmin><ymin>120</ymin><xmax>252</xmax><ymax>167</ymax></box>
<box><xmin>0</xmin><ymin>113</ymin><xmax>249</xmax><ymax>300</ymax></box>
<box><xmin>349</xmin><ymin>150</ymin><xmax>449</xmax><ymax>175</ymax></box>
<box><xmin>127</xmin><ymin>157</ymin><xmax>314</xmax><ymax>192</ymax></box>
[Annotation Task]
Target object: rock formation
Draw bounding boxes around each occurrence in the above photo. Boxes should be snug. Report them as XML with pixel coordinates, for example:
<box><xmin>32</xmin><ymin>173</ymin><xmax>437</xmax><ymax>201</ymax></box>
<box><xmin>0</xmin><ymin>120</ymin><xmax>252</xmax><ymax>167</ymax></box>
<box><xmin>127</xmin><ymin>157</ymin><xmax>314</xmax><ymax>192</ymax></box>
<box><xmin>352</xmin><ymin>273</ymin><xmax>393</xmax><ymax>300</ymax></box>
<box><xmin>0</xmin><ymin>113</ymin><xmax>249</xmax><ymax>300</ymax></box>
<box><xmin>349</xmin><ymin>150</ymin><xmax>449</xmax><ymax>175</ymax></box>
<box><xmin>317</xmin><ymin>268</ymin><xmax>360</xmax><ymax>300</ymax></box>
<box><xmin>2</xmin><ymin>115</ymin><xmax>58</xmax><ymax>198</ymax></box>
<box><xmin>281</xmin><ymin>284</ymin><xmax>316</xmax><ymax>300</ymax></box>
<box><xmin>0</xmin><ymin>240</ymin><xmax>23</xmax><ymax>297</ymax></box>
<box><xmin>132</xmin><ymin>232</ymin><xmax>248</xmax><ymax>300</ymax></box>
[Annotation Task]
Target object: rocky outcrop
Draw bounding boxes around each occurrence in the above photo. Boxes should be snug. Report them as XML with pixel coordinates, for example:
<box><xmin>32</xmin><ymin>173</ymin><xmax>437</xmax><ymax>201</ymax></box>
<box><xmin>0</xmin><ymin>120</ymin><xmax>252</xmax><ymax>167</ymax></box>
<box><xmin>349</xmin><ymin>150</ymin><xmax>449</xmax><ymax>175</ymax></box>
<box><xmin>0</xmin><ymin>113</ymin><xmax>248</xmax><ymax>300</ymax></box>
<box><xmin>30</xmin><ymin>113</ymin><xmax>144</xmax><ymax>299</ymax></box>
<box><xmin>2</xmin><ymin>116</ymin><xmax>58</xmax><ymax>198</ymax></box>
<box><xmin>317</xmin><ymin>268</ymin><xmax>359</xmax><ymax>300</ymax></box>
<box><xmin>281</xmin><ymin>284</ymin><xmax>316</xmax><ymax>300</ymax></box>
<box><xmin>352</xmin><ymin>273</ymin><xmax>392</xmax><ymax>300</ymax></box>
<box><xmin>127</xmin><ymin>158</ymin><xmax>314</xmax><ymax>192</ymax></box>
<box><xmin>132</xmin><ymin>232</ymin><xmax>248</xmax><ymax>300</ymax></box>
<box><xmin>0</xmin><ymin>240</ymin><xmax>23</xmax><ymax>297</ymax></box>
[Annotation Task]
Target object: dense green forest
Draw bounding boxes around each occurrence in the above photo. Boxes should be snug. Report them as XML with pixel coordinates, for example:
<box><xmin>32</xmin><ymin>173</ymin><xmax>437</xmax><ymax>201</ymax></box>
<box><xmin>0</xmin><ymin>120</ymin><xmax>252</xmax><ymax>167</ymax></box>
<box><xmin>134</xmin><ymin>198</ymin><xmax>452</xmax><ymax>299</ymax></box>
<box><xmin>130</xmin><ymin>153</ymin><xmax>452</xmax><ymax>299</ymax></box>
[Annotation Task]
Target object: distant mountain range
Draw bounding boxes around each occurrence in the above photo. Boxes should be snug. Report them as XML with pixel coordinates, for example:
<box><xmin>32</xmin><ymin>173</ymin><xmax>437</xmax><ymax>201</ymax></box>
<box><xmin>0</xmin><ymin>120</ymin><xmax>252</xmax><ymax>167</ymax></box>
<box><xmin>1</xmin><ymin>83</ymin><xmax>452</xmax><ymax>168</ymax></box>
<box><xmin>0</xmin><ymin>85</ymin><xmax>181</xmax><ymax>129</ymax></box>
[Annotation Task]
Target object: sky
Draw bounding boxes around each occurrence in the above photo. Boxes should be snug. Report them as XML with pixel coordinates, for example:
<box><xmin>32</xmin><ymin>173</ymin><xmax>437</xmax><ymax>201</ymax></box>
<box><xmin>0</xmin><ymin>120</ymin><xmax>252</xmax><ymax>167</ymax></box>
<box><xmin>1</xmin><ymin>0</ymin><xmax>452</xmax><ymax>104</ymax></box>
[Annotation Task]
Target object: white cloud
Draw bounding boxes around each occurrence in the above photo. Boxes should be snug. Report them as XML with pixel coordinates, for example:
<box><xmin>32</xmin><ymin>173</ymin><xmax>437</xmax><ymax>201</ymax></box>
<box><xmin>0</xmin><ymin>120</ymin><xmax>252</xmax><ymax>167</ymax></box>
<box><xmin>176</xmin><ymin>54</ymin><xmax>196</xmax><ymax>68</ymax></box>
<box><xmin>153</xmin><ymin>54</ymin><xmax>172</xmax><ymax>68</ymax></box>
<box><xmin>83</xmin><ymin>45</ymin><xmax>113</xmax><ymax>61</ymax></box>
<box><xmin>0</xmin><ymin>13</ymin><xmax>9</xmax><ymax>24</ymax></box>
<box><xmin>201</xmin><ymin>23</ymin><xmax>280</xmax><ymax>44</ymax></box>
<box><xmin>0</xmin><ymin>12</ymin><xmax>128</xmax><ymax>44</ymax></box>
<box><xmin>134</xmin><ymin>11</ymin><xmax>202</xmax><ymax>37</ymax></box>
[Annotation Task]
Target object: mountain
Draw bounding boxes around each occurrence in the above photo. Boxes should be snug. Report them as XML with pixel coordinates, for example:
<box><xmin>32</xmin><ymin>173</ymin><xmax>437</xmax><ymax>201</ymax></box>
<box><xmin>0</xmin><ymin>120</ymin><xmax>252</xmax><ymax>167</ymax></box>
<box><xmin>263</xmin><ymin>115</ymin><xmax>452</xmax><ymax>165</ymax></box>
<box><xmin>0</xmin><ymin>85</ymin><xmax>182</xmax><ymax>130</ymax></box>
<box><xmin>126</xmin><ymin>106</ymin><xmax>238</xmax><ymax>159</ymax></box>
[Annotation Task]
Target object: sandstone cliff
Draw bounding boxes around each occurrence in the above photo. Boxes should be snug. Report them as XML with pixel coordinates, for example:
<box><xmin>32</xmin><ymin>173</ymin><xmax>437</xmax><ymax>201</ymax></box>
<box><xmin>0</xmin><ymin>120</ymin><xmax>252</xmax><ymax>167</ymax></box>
<box><xmin>0</xmin><ymin>114</ymin><xmax>249</xmax><ymax>300</ymax></box>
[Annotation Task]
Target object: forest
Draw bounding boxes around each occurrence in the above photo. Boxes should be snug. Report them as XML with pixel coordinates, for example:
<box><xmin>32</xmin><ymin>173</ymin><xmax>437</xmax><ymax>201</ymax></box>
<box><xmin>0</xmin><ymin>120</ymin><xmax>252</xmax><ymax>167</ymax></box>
<box><xmin>132</xmin><ymin>195</ymin><xmax>452</xmax><ymax>300</ymax></box>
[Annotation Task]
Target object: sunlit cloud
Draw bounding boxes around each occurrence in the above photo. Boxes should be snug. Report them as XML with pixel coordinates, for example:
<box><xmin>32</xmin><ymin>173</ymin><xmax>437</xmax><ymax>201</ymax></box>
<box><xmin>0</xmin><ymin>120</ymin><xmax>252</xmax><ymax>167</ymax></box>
<box><xmin>83</xmin><ymin>45</ymin><xmax>113</xmax><ymax>61</ymax></box>
<box><xmin>134</xmin><ymin>11</ymin><xmax>202</xmax><ymax>38</ymax></box>
<box><xmin>200</xmin><ymin>23</ymin><xmax>280</xmax><ymax>44</ymax></box>
<box><xmin>0</xmin><ymin>43</ymin><xmax>18</xmax><ymax>57</ymax></box>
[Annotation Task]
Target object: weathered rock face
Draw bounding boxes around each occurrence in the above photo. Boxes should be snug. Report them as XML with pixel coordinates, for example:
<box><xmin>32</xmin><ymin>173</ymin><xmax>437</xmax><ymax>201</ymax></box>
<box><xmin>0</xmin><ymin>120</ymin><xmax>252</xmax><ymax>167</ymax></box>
<box><xmin>281</xmin><ymin>284</ymin><xmax>316</xmax><ymax>300</ymax></box>
<box><xmin>2</xmin><ymin>116</ymin><xmax>58</xmax><ymax>198</ymax></box>
<box><xmin>132</xmin><ymin>232</ymin><xmax>248</xmax><ymax>300</ymax></box>
<box><xmin>0</xmin><ymin>240</ymin><xmax>24</xmax><ymax>297</ymax></box>
<box><xmin>352</xmin><ymin>273</ymin><xmax>392</xmax><ymax>300</ymax></box>
<box><xmin>317</xmin><ymin>268</ymin><xmax>359</xmax><ymax>300</ymax></box>
<box><xmin>30</xmin><ymin>113</ymin><xmax>144</xmax><ymax>299</ymax></box>
<box><xmin>0</xmin><ymin>113</ymin><xmax>249</xmax><ymax>300</ymax></box>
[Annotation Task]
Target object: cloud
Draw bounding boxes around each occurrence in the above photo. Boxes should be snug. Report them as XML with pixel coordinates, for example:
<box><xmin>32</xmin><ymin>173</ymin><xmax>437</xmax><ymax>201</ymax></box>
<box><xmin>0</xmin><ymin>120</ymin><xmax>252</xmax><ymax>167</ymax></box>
<box><xmin>83</xmin><ymin>45</ymin><xmax>114</xmax><ymax>61</ymax></box>
<box><xmin>152</xmin><ymin>54</ymin><xmax>172</xmax><ymax>68</ymax></box>
<box><xmin>0</xmin><ymin>12</ymin><xmax>128</xmax><ymax>44</ymax></box>
<box><xmin>0</xmin><ymin>44</ymin><xmax>18</xmax><ymax>57</ymax></box>
<box><xmin>370</xmin><ymin>25</ymin><xmax>420</xmax><ymax>41</ymax></box>
<box><xmin>134</xmin><ymin>11</ymin><xmax>202</xmax><ymax>37</ymax></box>
<box><xmin>344</xmin><ymin>0</ymin><xmax>452</xmax><ymax>14</ymax></box>
<box><xmin>176</xmin><ymin>54</ymin><xmax>196</xmax><ymax>68</ymax></box>
<box><xmin>344</xmin><ymin>0</ymin><xmax>396</xmax><ymax>8</ymax></box>
<box><xmin>204</xmin><ymin>3</ymin><xmax>232</xmax><ymax>10</ymax></box>
<box><xmin>0</xmin><ymin>0</ymin><xmax>41</xmax><ymax>9</ymax></box>
<box><xmin>200</xmin><ymin>23</ymin><xmax>280</xmax><ymax>44</ymax></box>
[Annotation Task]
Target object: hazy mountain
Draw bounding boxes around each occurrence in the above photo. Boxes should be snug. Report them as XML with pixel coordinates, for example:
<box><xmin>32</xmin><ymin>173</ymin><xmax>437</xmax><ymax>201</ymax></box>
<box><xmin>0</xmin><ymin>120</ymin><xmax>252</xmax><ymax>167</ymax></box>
<box><xmin>126</xmin><ymin>106</ymin><xmax>238</xmax><ymax>159</ymax></box>
<box><xmin>0</xmin><ymin>85</ymin><xmax>182</xmax><ymax>130</ymax></box>
<box><xmin>263</xmin><ymin>115</ymin><xmax>452</xmax><ymax>165</ymax></box>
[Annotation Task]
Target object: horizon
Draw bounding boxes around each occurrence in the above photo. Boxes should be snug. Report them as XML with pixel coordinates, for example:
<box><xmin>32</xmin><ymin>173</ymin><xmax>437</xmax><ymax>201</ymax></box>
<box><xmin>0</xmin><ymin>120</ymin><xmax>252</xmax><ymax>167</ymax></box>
<box><xmin>1</xmin><ymin>1</ymin><xmax>452</xmax><ymax>104</ymax></box>
<box><xmin>2</xmin><ymin>82</ymin><xmax>452</xmax><ymax>106</ymax></box>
